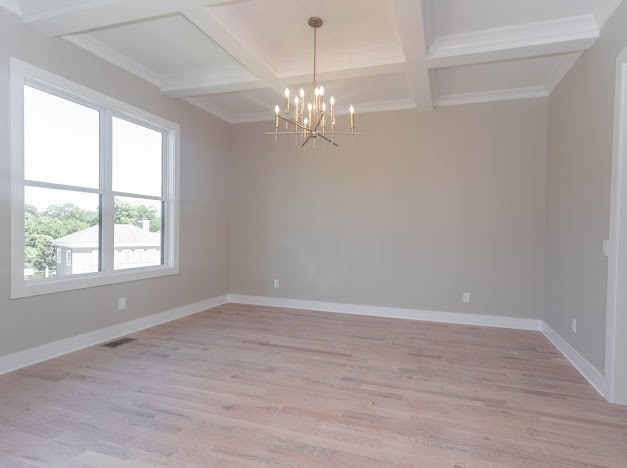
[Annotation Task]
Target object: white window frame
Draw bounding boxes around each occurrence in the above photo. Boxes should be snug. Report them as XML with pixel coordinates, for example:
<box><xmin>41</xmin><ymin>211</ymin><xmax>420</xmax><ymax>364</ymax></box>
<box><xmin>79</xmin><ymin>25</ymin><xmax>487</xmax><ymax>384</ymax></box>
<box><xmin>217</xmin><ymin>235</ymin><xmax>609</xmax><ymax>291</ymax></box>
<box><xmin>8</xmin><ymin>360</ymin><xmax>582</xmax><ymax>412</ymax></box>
<box><xmin>10</xmin><ymin>58</ymin><xmax>181</xmax><ymax>299</ymax></box>
<box><xmin>65</xmin><ymin>250</ymin><xmax>72</xmax><ymax>267</ymax></box>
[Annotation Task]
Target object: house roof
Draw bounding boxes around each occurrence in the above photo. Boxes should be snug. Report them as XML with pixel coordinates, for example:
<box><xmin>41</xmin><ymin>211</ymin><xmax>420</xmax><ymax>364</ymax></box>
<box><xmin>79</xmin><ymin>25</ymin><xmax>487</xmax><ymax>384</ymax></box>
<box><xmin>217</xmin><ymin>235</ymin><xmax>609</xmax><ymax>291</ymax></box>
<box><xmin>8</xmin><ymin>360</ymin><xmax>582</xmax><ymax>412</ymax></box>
<box><xmin>52</xmin><ymin>224</ymin><xmax>160</xmax><ymax>249</ymax></box>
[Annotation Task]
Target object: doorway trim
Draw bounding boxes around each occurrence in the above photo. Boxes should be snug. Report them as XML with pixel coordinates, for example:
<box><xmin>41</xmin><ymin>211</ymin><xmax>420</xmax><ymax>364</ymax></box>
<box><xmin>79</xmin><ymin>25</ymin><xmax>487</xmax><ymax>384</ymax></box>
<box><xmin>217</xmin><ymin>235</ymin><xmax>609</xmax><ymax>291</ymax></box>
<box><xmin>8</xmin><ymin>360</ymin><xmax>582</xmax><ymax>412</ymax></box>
<box><xmin>606</xmin><ymin>47</ymin><xmax>627</xmax><ymax>405</ymax></box>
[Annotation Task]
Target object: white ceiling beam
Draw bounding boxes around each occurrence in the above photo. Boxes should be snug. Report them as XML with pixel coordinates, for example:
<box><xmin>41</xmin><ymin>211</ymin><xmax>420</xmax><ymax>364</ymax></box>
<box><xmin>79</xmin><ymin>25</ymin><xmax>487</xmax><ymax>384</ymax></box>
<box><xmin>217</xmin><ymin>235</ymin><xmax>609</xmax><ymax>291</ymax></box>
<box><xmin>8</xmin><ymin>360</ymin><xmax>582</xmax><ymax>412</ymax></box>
<box><xmin>183</xmin><ymin>97</ymin><xmax>234</xmax><ymax>124</ymax></box>
<box><xmin>180</xmin><ymin>7</ymin><xmax>284</xmax><ymax>97</ymax></box>
<box><xmin>160</xmin><ymin>62</ymin><xmax>407</xmax><ymax>98</ymax></box>
<box><xmin>0</xmin><ymin>0</ymin><xmax>21</xmax><ymax>16</ymax></box>
<box><xmin>22</xmin><ymin>0</ymin><xmax>227</xmax><ymax>37</ymax></box>
<box><xmin>426</xmin><ymin>15</ymin><xmax>598</xmax><ymax>69</ymax></box>
<box><xmin>162</xmin><ymin>78</ymin><xmax>265</xmax><ymax>98</ymax></box>
<box><xmin>64</xmin><ymin>34</ymin><xmax>161</xmax><ymax>87</ymax></box>
<box><xmin>392</xmin><ymin>0</ymin><xmax>433</xmax><ymax>111</ymax></box>
<box><xmin>435</xmin><ymin>86</ymin><xmax>548</xmax><ymax>108</ymax></box>
<box><xmin>282</xmin><ymin>62</ymin><xmax>407</xmax><ymax>86</ymax></box>
<box><xmin>544</xmin><ymin>52</ymin><xmax>582</xmax><ymax>94</ymax></box>
<box><xmin>594</xmin><ymin>0</ymin><xmax>623</xmax><ymax>29</ymax></box>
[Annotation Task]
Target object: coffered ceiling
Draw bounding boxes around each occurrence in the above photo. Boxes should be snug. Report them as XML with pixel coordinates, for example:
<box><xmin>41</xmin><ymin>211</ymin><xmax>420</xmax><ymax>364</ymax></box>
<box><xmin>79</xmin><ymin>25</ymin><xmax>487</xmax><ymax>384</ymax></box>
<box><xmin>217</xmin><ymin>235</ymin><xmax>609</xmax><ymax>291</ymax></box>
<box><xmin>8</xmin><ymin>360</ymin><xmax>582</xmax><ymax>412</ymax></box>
<box><xmin>1</xmin><ymin>0</ymin><xmax>623</xmax><ymax>123</ymax></box>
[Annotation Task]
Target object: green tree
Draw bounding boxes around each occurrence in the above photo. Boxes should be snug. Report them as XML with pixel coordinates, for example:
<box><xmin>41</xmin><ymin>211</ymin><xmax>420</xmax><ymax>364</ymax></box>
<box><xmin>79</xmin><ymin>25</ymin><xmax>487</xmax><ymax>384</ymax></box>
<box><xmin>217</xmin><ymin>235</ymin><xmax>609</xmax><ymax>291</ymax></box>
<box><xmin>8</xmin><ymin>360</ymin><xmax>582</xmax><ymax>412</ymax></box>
<box><xmin>114</xmin><ymin>201</ymin><xmax>161</xmax><ymax>232</ymax></box>
<box><xmin>24</xmin><ymin>203</ymin><xmax>98</xmax><ymax>273</ymax></box>
<box><xmin>24</xmin><ymin>201</ymin><xmax>161</xmax><ymax>275</ymax></box>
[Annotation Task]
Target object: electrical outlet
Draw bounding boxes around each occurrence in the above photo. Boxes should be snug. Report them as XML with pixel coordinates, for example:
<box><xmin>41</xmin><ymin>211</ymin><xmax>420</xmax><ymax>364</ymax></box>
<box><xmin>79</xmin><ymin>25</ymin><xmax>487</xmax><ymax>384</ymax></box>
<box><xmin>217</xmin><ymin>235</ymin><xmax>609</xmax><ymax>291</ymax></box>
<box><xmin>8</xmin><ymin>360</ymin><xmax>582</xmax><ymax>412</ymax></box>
<box><xmin>571</xmin><ymin>318</ymin><xmax>577</xmax><ymax>333</ymax></box>
<box><xmin>118</xmin><ymin>298</ymin><xmax>126</xmax><ymax>310</ymax></box>
<box><xmin>273</xmin><ymin>279</ymin><xmax>280</xmax><ymax>289</ymax></box>
<box><xmin>462</xmin><ymin>292</ymin><xmax>470</xmax><ymax>303</ymax></box>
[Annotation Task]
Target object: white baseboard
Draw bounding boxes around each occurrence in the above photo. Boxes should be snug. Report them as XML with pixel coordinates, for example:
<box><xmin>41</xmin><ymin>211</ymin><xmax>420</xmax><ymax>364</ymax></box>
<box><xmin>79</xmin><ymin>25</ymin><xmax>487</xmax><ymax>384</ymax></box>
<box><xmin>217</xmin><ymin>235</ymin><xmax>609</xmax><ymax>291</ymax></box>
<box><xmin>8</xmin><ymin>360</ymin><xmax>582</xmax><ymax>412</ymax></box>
<box><xmin>541</xmin><ymin>322</ymin><xmax>606</xmax><ymax>397</ymax></box>
<box><xmin>1</xmin><ymin>292</ymin><xmax>607</xmax><ymax>402</ymax></box>
<box><xmin>227</xmin><ymin>294</ymin><xmax>543</xmax><ymax>330</ymax></box>
<box><xmin>0</xmin><ymin>295</ymin><xmax>228</xmax><ymax>376</ymax></box>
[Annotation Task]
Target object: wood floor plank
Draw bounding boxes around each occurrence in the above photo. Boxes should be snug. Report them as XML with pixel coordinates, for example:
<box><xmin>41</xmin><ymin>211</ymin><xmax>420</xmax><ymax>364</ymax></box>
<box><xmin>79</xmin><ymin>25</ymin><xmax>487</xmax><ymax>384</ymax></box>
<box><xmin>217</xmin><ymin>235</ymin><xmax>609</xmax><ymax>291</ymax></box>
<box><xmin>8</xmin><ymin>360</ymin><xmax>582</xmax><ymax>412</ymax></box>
<box><xmin>1</xmin><ymin>303</ymin><xmax>627</xmax><ymax>467</ymax></box>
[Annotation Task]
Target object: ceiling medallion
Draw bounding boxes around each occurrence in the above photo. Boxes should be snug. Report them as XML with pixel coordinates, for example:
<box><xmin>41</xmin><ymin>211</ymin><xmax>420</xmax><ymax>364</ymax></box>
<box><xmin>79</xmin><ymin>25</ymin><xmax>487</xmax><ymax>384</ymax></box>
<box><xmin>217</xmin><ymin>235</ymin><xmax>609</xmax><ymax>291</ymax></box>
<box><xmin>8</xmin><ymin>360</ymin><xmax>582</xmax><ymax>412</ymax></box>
<box><xmin>267</xmin><ymin>17</ymin><xmax>362</xmax><ymax>148</ymax></box>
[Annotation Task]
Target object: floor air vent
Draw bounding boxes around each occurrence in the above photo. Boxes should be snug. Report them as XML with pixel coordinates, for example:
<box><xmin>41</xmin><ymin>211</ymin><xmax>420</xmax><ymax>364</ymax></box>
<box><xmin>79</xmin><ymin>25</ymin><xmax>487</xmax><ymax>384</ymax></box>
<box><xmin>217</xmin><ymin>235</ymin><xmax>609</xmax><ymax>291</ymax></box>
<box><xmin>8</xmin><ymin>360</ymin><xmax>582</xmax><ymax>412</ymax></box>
<box><xmin>102</xmin><ymin>337</ymin><xmax>137</xmax><ymax>348</ymax></box>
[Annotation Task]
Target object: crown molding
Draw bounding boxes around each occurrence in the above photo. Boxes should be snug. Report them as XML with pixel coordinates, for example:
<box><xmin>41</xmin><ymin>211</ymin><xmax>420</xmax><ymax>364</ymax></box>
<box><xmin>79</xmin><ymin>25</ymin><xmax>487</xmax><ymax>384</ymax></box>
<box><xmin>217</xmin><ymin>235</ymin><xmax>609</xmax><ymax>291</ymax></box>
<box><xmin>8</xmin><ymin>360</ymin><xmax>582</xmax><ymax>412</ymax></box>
<box><xmin>160</xmin><ymin>69</ymin><xmax>261</xmax><ymax>97</ymax></box>
<box><xmin>594</xmin><ymin>0</ymin><xmax>624</xmax><ymax>29</ymax></box>
<box><xmin>182</xmin><ymin>97</ymin><xmax>233</xmax><ymax>124</ymax></box>
<box><xmin>427</xmin><ymin>15</ymin><xmax>598</xmax><ymax>69</ymax></box>
<box><xmin>64</xmin><ymin>34</ymin><xmax>161</xmax><ymax>87</ymax></box>
<box><xmin>544</xmin><ymin>52</ymin><xmax>582</xmax><ymax>94</ymax></box>
<box><xmin>435</xmin><ymin>86</ymin><xmax>548</xmax><ymax>108</ymax></box>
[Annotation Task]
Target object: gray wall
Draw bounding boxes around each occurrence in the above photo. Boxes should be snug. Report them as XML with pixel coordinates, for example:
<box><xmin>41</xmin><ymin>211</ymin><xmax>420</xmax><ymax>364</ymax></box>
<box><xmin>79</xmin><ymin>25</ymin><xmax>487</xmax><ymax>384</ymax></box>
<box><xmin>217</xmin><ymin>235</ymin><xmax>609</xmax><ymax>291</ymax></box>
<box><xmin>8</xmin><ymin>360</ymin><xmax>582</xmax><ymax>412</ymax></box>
<box><xmin>0</xmin><ymin>10</ymin><xmax>230</xmax><ymax>357</ymax></box>
<box><xmin>229</xmin><ymin>99</ymin><xmax>549</xmax><ymax>318</ymax></box>
<box><xmin>545</xmin><ymin>1</ymin><xmax>627</xmax><ymax>372</ymax></box>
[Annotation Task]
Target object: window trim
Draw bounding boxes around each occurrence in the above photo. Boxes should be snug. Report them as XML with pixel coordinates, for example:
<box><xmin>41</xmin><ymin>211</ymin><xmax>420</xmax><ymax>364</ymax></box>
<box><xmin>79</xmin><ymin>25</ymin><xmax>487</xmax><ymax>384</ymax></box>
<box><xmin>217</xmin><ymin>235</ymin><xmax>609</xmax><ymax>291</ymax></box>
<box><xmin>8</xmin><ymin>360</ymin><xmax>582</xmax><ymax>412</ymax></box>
<box><xmin>10</xmin><ymin>58</ymin><xmax>180</xmax><ymax>299</ymax></box>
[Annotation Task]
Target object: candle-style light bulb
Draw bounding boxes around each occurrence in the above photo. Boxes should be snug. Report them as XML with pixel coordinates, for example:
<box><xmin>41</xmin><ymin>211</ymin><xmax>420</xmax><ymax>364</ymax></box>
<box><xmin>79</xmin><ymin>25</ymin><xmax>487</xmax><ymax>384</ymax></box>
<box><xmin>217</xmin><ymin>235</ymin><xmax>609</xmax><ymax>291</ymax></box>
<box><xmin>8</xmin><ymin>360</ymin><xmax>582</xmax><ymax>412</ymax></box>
<box><xmin>319</xmin><ymin>85</ymin><xmax>324</xmax><ymax>96</ymax></box>
<box><xmin>330</xmin><ymin>96</ymin><xmax>336</xmax><ymax>125</ymax></box>
<box><xmin>299</xmin><ymin>88</ymin><xmax>305</xmax><ymax>116</ymax></box>
<box><xmin>307</xmin><ymin>102</ymin><xmax>312</xmax><ymax>126</ymax></box>
<box><xmin>284</xmin><ymin>88</ymin><xmax>290</xmax><ymax>113</ymax></box>
<box><xmin>274</xmin><ymin>105</ymin><xmax>280</xmax><ymax>129</ymax></box>
<box><xmin>349</xmin><ymin>105</ymin><xmax>355</xmax><ymax>131</ymax></box>
<box><xmin>314</xmin><ymin>87</ymin><xmax>320</xmax><ymax>114</ymax></box>
<box><xmin>294</xmin><ymin>96</ymin><xmax>299</xmax><ymax>123</ymax></box>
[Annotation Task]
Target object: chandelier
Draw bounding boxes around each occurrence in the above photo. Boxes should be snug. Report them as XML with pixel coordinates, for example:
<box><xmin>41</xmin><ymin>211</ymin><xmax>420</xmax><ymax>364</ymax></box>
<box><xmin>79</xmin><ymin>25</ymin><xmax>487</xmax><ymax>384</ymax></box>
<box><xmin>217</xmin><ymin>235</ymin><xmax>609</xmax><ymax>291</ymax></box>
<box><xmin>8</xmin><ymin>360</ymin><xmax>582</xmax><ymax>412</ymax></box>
<box><xmin>267</xmin><ymin>17</ymin><xmax>361</xmax><ymax>147</ymax></box>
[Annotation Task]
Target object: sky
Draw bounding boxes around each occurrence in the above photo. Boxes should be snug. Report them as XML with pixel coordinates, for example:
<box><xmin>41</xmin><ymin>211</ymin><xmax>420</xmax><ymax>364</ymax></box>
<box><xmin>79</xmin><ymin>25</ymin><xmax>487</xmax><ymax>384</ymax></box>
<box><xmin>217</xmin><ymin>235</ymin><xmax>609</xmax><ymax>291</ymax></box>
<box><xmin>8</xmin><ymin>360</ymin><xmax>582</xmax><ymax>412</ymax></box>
<box><xmin>24</xmin><ymin>85</ymin><xmax>163</xmax><ymax>212</ymax></box>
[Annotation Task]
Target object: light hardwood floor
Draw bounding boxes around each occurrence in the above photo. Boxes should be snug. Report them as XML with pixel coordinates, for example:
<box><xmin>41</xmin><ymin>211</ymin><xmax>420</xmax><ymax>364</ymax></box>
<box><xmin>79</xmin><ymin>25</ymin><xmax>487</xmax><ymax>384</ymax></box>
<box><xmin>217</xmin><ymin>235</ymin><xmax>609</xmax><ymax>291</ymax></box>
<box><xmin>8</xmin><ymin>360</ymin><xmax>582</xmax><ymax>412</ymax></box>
<box><xmin>1</xmin><ymin>303</ymin><xmax>626</xmax><ymax>467</ymax></box>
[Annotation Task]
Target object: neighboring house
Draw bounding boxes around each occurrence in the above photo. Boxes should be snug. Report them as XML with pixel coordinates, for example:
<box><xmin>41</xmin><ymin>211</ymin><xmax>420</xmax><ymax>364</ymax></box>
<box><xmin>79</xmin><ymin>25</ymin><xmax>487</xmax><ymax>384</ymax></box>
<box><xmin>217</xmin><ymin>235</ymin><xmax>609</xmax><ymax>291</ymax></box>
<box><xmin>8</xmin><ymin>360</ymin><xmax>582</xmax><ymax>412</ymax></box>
<box><xmin>53</xmin><ymin>221</ymin><xmax>160</xmax><ymax>276</ymax></box>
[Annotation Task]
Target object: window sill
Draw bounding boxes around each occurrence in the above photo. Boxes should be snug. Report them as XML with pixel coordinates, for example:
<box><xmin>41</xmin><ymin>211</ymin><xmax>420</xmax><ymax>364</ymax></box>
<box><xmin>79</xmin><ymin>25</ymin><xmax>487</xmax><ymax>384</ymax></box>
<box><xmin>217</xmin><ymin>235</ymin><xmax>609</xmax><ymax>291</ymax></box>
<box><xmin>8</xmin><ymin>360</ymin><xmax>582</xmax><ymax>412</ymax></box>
<box><xmin>10</xmin><ymin>265</ymin><xmax>179</xmax><ymax>299</ymax></box>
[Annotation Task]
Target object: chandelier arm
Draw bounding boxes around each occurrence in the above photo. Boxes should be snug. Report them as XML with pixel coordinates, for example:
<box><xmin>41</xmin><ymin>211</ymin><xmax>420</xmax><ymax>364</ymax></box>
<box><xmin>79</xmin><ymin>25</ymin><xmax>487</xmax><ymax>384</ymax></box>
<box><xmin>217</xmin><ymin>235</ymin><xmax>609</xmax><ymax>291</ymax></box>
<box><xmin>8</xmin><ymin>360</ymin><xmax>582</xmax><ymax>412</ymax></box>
<box><xmin>265</xmin><ymin>131</ymin><xmax>306</xmax><ymax>135</ymax></box>
<box><xmin>301</xmin><ymin>135</ymin><xmax>312</xmax><ymax>147</ymax></box>
<box><xmin>277</xmin><ymin>113</ymin><xmax>308</xmax><ymax>131</ymax></box>
<box><xmin>318</xmin><ymin>133</ymin><xmax>339</xmax><ymax>147</ymax></box>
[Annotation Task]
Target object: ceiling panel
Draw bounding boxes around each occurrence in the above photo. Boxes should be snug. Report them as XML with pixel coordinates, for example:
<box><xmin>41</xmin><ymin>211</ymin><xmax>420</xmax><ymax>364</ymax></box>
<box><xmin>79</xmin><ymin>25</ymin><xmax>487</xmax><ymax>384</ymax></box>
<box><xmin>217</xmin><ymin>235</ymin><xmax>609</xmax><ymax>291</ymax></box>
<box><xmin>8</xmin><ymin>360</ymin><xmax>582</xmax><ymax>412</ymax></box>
<box><xmin>3</xmin><ymin>0</ymin><xmax>620</xmax><ymax>122</ymax></box>
<box><xmin>426</xmin><ymin>0</ymin><xmax>598</xmax><ymax>40</ymax></box>
<box><xmin>436</xmin><ymin>56</ymin><xmax>563</xmax><ymax>96</ymax></box>
<box><xmin>17</xmin><ymin>0</ymin><xmax>86</xmax><ymax>17</ymax></box>
<box><xmin>189</xmin><ymin>87</ymin><xmax>279</xmax><ymax>117</ymax></box>
<box><xmin>291</xmin><ymin>73</ymin><xmax>411</xmax><ymax>108</ymax></box>
<box><xmin>205</xmin><ymin>0</ymin><xmax>400</xmax><ymax>74</ymax></box>
<box><xmin>88</xmin><ymin>14</ymin><xmax>253</xmax><ymax>78</ymax></box>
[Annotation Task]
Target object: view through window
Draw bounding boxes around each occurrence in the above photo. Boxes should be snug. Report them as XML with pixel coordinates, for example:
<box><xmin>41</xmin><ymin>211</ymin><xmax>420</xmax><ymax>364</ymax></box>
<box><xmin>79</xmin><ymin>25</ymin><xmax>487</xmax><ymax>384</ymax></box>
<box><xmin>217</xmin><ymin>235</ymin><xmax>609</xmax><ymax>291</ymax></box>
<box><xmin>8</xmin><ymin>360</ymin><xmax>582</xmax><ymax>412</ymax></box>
<box><xmin>22</xmin><ymin>84</ymin><xmax>168</xmax><ymax>282</ymax></box>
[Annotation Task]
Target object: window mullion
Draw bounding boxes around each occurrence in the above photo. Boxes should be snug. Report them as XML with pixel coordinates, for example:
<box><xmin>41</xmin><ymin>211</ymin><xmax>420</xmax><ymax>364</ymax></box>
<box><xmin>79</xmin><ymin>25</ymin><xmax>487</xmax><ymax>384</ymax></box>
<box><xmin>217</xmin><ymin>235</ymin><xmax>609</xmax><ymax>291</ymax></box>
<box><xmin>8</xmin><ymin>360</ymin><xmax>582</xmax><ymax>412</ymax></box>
<box><xmin>100</xmin><ymin>108</ymin><xmax>114</xmax><ymax>272</ymax></box>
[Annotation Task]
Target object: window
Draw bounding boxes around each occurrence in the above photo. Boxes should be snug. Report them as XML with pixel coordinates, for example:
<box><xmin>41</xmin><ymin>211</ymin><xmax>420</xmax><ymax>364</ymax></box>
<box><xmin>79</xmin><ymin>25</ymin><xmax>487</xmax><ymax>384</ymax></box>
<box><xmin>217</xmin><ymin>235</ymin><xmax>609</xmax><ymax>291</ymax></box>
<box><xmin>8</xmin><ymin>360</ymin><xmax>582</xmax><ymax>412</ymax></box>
<box><xmin>10</xmin><ymin>59</ymin><xmax>180</xmax><ymax>298</ymax></box>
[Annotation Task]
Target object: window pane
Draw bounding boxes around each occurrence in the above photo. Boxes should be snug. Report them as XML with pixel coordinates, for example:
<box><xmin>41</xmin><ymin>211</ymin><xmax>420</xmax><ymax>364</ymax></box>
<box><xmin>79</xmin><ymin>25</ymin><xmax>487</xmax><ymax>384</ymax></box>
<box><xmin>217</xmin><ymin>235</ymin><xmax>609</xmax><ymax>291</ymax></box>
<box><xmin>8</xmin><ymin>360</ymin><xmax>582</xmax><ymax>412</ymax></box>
<box><xmin>114</xmin><ymin>196</ymin><xmax>162</xmax><ymax>270</ymax></box>
<box><xmin>24</xmin><ymin>86</ymin><xmax>100</xmax><ymax>189</ymax></box>
<box><xmin>24</xmin><ymin>186</ymin><xmax>100</xmax><ymax>280</ymax></box>
<box><xmin>112</xmin><ymin>117</ymin><xmax>162</xmax><ymax>196</ymax></box>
